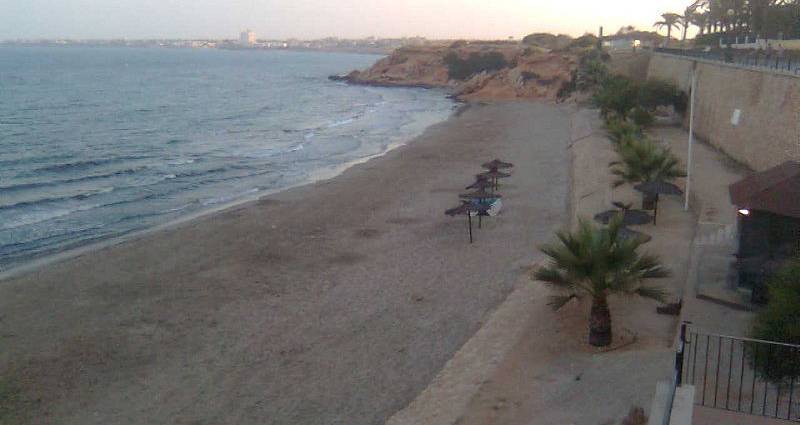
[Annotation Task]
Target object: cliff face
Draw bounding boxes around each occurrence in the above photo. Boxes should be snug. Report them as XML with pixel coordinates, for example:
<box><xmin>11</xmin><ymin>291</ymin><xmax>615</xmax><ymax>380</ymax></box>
<box><xmin>340</xmin><ymin>42</ymin><xmax>578</xmax><ymax>101</ymax></box>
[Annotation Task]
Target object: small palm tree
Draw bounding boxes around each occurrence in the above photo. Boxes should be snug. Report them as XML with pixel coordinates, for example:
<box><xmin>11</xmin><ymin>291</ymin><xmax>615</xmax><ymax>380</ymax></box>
<box><xmin>610</xmin><ymin>138</ymin><xmax>685</xmax><ymax>210</ymax></box>
<box><xmin>609</xmin><ymin>138</ymin><xmax>686</xmax><ymax>188</ymax></box>
<box><xmin>534</xmin><ymin>217</ymin><xmax>670</xmax><ymax>347</ymax></box>
<box><xmin>654</xmin><ymin>13</ymin><xmax>682</xmax><ymax>42</ymax></box>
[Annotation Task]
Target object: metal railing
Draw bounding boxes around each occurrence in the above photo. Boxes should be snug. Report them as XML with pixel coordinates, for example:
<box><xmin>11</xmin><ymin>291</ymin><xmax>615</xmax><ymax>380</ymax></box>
<box><xmin>655</xmin><ymin>47</ymin><xmax>800</xmax><ymax>76</ymax></box>
<box><xmin>679</xmin><ymin>325</ymin><xmax>800</xmax><ymax>421</ymax></box>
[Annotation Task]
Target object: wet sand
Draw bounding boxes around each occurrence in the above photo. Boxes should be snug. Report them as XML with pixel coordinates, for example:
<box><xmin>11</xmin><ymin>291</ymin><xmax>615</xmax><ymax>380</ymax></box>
<box><xmin>0</xmin><ymin>101</ymin><xmax>571</xmax><ymax>425</ymax></box>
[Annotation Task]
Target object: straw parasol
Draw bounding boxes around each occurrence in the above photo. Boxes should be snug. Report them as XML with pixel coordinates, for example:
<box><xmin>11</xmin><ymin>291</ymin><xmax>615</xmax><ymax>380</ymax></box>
<box><xmin>633</xmin><ymin>180</ymin><xmax>684</xmax><ymax>225</ymax></box>
<box><xmin>594</xmin><ymin>209</ymin><xmax>652</xmax><ymax>226</ymax></box>
<box><xmin>482</xmin><ymin>159</ymin><xmax>514</xmax><ymax>170</ymax></box>
<box><xmin>618</xmin><ymin>226</ymin><xmax>653</xmax><ymax>244</ymax></box>
<box><xmin>466</xmin><ymin>178</ymin><xmax>494</xmax><ymax>191</ymax></box>
<box><xmin>459</xmin><ymin>190</ymin><xmax>502</xmax><ymax>200</ymax></box>
<box><xmin>445</xmin><ymin>202</ymin><xmax>491</xmax><ymax>243</ymax></box>
<box><xmin>478</xmin><ymin>170</ymin><xmax>511</xmax><ymax>190</ymax></box>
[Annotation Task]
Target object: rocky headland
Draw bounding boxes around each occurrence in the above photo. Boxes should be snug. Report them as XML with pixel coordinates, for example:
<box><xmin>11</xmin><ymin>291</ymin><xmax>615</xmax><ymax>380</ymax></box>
<box><xmin>333</xmin><ymin>36</ymin><xmax>592</xmax><ymax>101</ymax></box>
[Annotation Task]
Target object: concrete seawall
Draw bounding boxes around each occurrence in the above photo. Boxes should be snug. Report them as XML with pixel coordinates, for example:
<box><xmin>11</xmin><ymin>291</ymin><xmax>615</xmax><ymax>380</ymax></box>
<box><xmin>647</xmin><ymin>53</ymin><xmax>800</xmax><ymax>171</ymax></box>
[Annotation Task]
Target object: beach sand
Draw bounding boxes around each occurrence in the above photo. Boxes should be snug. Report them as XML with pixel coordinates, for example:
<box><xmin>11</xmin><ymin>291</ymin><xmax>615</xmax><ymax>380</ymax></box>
<box><xmin>0</xmin><ymin>102</ymin><xmax>571</xmax><ymax>424</ymax></box>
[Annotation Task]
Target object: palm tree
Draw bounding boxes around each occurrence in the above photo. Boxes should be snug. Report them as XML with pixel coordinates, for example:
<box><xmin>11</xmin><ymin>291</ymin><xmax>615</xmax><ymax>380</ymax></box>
<box><xmin>654</xmin><ymin>12</ymin><xmax>682</xmax><ymax>43</ymax></box>
<box><xmin>609</xmin><ymin>137</ymin><xmax>686</xmax><ymax>209</ymax></box>
<box><xmin>692</xmin><ymin>11</ymin><xmax>710</xmax><ymax>36</ymax></box>
<box><xmin>534</xmin><ymin>217</ymin><xmax>669</xmax><ymax>347</ymax></box>
<box><xmin>680</xmin><ymin>2</ymin><xmax>704</xmax><ymax>45</ymax></box>
<box><xmin>609</xmin><ymin>138</ymin><xmax>686</xmax><ymax>188</ymax></box>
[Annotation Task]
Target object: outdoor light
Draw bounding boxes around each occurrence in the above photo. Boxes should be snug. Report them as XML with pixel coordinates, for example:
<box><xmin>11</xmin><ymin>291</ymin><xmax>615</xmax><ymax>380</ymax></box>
<box><xmin>738</xmin><ymin>209</ymin><xmax>750</xmax><ymax>216</ymax></box>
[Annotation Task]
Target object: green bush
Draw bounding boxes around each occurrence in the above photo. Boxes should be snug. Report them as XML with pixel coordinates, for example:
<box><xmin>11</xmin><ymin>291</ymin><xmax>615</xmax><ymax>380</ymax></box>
<box><xmin>605</xmin><ymin>118</ymin><xmax>642</xmax><ymax>148</ymax></box>
<box><xmin>443</xmin><ymin>51</ymin><xmax>509</xmax><ymax>81</ymax></box>
<box><xmin>630</xmin><ymin>107</ymin><xmax>654</xmax><ymax>128</ymax></box>
<box><xmin>749</xmin><ymin>258</ymin><xmax>800</xmax><ymax>382</ymax></box>
<box><xmin>593</xmin><ymin>75</ymin><xmax>639</xmax><ymax>119</ymax></box>
<box><xmin>637</xmin><ymin>80</ymin><xmax>686</xmax><ymax>114</ymax></box>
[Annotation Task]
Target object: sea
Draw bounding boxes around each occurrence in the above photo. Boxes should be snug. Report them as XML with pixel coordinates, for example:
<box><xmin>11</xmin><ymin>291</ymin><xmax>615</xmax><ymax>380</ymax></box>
<box><xmin>0</xmin><ymin>47</ymin><xmax>455</xmax><ymax>271</ymax></box>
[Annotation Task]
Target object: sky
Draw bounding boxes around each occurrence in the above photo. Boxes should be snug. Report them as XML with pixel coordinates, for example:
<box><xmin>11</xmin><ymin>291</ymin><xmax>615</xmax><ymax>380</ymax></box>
<box><xmin>0</xmin><ymin>0</ymin><xmax>695</xmax><ymax>41</ymax></box>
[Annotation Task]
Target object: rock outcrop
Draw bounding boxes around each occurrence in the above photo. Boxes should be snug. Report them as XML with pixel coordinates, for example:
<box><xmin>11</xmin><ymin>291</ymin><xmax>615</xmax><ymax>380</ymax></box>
<box><xmin>334</xmin><ymin>41</ymin><xmax>579</xmax><ymax>101</ymax></box>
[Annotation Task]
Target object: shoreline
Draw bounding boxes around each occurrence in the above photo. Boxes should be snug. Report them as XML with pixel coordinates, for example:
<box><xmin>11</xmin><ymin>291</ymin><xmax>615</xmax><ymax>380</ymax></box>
<box><xmin>0</xmin><ymin>102</ymin><xmax>465</xmax><ymax>282</ymax></box>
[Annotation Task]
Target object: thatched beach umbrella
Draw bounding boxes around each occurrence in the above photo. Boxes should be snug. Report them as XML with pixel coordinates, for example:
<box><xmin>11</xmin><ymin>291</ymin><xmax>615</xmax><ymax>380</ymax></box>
<box><xmin>618</xmin><ymin>226</ymin><xmax>653</xmax><ymax>244</ymax></box>
<box><xmin>466</xmin><ymin>178</ymin><xmax>494</xmax><ymax>191</ymax></box>
<box><xmin>460</xmin><ymin>190</ymin><xmax>501</xmax><ymax>228</ymax></box>
<box><xmin>634</xmin><ymin>181</ymin><xmax>684</xmax><ymax>196</ymax></box>
<box><xmin>459</xmin><ymin>190</ymin><xmax>502</xmax><ymax>200</ymax></box>
<box><xmin>445</xmin><ymin>202</ymin><xmax>491</xmax><ymax>243</ymax></box>
<box><xmin>634</xmin><ymin>180</ymin><xmax>684</xmax><ymax>225</ymax></box>
<box><xmin>482</xmin><ymin>159</ymin><xmax>514</xmax><ymax>170</ymax></box>
<box><xmin>478</xmin><ymin>170</ymin><xmax>511</xmax><ymax>190</ymax></box>
<box><xmin>594</xmin><ymin>209</ymin><xmax>652</xmax><ymax>226</ymax></box>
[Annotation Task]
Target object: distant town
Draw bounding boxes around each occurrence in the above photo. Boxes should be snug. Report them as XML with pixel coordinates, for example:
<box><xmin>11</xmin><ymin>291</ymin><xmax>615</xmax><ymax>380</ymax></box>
<box><xmin>0</xmin><ymin>30</ymin><xmax>434</xmax><ymax>54</ymax></box>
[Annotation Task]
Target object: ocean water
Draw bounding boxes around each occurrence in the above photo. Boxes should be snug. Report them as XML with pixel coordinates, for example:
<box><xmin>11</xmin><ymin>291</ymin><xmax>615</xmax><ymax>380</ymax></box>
<box><xmin>0</xmin><ymin>47</ymin><xmax>454</xmax><ymax>271</ymax></box>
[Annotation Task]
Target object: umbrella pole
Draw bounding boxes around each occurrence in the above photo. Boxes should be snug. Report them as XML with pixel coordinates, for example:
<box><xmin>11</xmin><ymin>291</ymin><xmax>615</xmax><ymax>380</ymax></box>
<box><xmin>468</xmin><ymin>213</ymin><xmax>473</xmax><ymax>243</ymax></box>
<box><xmin>653</xmin><ymin>195</ymin><xmax>659</xmax><ymax>225</ymax></box>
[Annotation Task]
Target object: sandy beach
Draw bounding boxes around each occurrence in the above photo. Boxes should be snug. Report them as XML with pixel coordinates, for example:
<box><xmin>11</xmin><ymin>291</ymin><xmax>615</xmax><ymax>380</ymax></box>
<box><xmin>0</xmin><ymin>101</ymin><xmax>571</xmax><ymax>424</ymax></box>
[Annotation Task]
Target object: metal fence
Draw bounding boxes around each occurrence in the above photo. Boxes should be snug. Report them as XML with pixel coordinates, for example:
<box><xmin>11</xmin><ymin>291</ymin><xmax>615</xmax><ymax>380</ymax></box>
<box><xmin>655</xmin><ymin>47</ymin><xmax>800</xmax><ymax>76</ymax></box>
<box><xmin>679</xmin><ymin>325</ymin><xmax>800</xmax><ymax>421</ymax></box>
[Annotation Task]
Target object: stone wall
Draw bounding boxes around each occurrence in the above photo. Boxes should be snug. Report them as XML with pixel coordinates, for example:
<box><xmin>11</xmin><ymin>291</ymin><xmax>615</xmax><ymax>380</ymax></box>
<box><xmin>647</xmin><ymin>53</ymin><xmax>800</xmax><ymax>171</ymax></box>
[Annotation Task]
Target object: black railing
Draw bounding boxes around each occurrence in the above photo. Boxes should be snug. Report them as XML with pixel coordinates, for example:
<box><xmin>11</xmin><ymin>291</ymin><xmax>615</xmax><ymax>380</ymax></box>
<box><xmin>680</xmin><ymin>326</ymin><xmax>800</xmax><ymax>421</ymax></box>
<box><xmin>655</xmin><ymin>47</ymin><xmax>800</xmax><ymax>75</ymax></box>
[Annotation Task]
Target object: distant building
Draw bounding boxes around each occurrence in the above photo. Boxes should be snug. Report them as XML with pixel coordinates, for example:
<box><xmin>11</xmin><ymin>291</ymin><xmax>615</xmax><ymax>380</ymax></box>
<box><xmin>240</xmin><ymin>30</ymin><xmax>256</xmax><ymax>46</ymax></box>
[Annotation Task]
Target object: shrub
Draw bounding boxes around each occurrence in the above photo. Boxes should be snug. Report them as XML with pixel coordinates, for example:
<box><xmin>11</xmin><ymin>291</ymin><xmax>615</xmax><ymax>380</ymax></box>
<box><xmin>593</xmin><ymin>75</ymin><xmax>639</xmax><ymax>119</ymax></box>
<box><xmin>605</xmin><ymin>118</ymin><xmax>642</xmax><ymax>148</ymax></box>
<box><xmin>443</xmin><ymin>51</ymin><xmax>509</xmax><ymax>81</ymax></box>
<box><xmin>749</xmin><ymin>258</ymin><xmax>800</xmax><ymax>382</ymax></box>
<box><xmin>637</xmin><ymin>80</ymin><xmax>685</xmax><ymax>113</ymax></box>
<box><xmin>630</xmin><ymin>107</ymin><xmax>654</xmax><ymax>128</ymax></box>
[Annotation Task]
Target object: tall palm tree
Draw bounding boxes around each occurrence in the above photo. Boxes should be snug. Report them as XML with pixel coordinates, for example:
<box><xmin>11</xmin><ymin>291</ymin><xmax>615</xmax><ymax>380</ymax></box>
<box><xmin>654</xmin><ymin>12</ymin><xmax>682</xmax><ymax>42</ymax></box>
<box><xmin>692</xmin><ymin>11</ymin><xmax>710</xmax><ymax>36</ymax></box>
<box><xmin>534</xmin><ymin>217</ymin><xmax>669</xmax><ymax>347</ymax></box>
<box><xmin>680</xmin><ymin>2</ymin><xmax>703</xmax><ymax>45</ymax></box>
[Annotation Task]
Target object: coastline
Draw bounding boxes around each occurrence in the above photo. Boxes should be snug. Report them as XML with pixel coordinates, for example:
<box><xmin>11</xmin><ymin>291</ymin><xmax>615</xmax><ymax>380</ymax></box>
<box><xmin>0</xmin><ymin>101</ymin><xmax>571</xmax><ymax>424</ymax></box>
<box><xmin>0</xmin><ymin>98</ymin><xmax>463</xmax><ymax>281</ymax></box>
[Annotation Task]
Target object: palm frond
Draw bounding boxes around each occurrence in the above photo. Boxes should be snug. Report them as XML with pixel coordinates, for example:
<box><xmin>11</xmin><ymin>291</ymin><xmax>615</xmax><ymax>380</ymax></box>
<box><xmin>634</xmin><ymin>286</ymin><xmax>668</xmax><ymax>303</ymax></box>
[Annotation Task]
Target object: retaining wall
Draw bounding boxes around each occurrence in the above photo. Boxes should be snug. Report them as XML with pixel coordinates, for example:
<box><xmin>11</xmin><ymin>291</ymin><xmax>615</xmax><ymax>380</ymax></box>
<box><xmin>647</xmin><ymin>53</ymin><xmax>800</xmax><ymax>171</ymax></box>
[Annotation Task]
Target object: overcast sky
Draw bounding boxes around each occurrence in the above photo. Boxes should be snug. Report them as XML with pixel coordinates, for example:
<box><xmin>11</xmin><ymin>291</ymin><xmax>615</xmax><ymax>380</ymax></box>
<box><xmin>0</xmin><ymin>0</ymin><xmax>694</xmax><ymax>40</ymax></box>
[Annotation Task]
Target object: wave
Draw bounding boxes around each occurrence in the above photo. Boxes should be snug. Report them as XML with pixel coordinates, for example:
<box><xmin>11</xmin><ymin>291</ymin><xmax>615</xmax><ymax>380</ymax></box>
<box><xmin>1</xmin><ymin>203</ymin><xmax>101</xmax><ymax>230</ymax></box>
<box><xmin>0</xmin><ymin>167</ymin><xmax>145</xmax><ymax>193</ymax></box>
<box><xmin>0</xmin><ymin>187</ymin><xmax>116</xmax><ymax>211</ymax></box>
<box><xmin>201</xmin><ymin>188</ymin><xmax>260</xmax><ymax>206</ymax></box>
<box><xmin>166</xmin><ymin>158</ymin><xmax>195</xmax><ymax>166</ymax></box>
<box><xmin>33</xmin><ymin>156</ymin><xmax>149</xmax><ymax>173</ymax></box>
<box><xmin>327</xmin><ymin>118</ymin><xmax>355</xmax><ymax>128</ymax></box>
